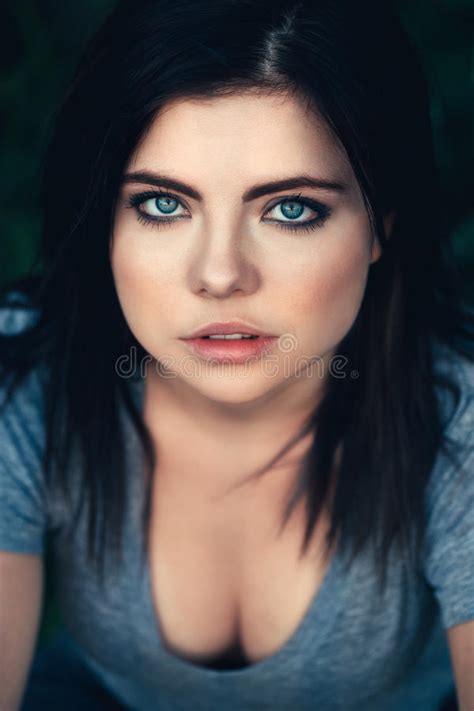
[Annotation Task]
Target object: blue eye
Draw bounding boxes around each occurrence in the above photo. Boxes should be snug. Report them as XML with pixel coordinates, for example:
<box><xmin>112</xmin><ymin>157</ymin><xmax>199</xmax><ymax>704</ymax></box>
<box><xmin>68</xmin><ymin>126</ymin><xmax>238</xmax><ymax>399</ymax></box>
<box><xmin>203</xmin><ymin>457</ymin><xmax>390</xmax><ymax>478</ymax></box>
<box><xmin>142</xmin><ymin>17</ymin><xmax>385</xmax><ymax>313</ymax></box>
<box><xmin>125</xmin><ymin>190</ymin><xmax>188</xmax><ymax>223</ymax></box>
<box><xmin>263</xmin><ymin>195</ymin><xmax>331</xmax><ymax>233</ymax></box>
<box><xmin>154</xmin><ymin>196</ymin><xmax>179</xmax><ymax>214</ymax></box>
<box><xmin>124</xmin><ymin>189</ymin><xmax>331</xmax><ymax>233</ymax></box>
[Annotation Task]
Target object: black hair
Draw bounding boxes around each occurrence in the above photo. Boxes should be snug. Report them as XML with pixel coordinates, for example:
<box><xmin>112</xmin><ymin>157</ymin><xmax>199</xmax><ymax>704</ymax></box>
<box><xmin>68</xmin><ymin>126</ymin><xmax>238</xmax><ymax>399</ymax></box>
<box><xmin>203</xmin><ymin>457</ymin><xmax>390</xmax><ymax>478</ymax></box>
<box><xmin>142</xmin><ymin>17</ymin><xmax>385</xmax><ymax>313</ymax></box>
<box><xmin>1</xmin><ymin>0</ymin><xmax>472</xmax><ymax>592</ymax></box>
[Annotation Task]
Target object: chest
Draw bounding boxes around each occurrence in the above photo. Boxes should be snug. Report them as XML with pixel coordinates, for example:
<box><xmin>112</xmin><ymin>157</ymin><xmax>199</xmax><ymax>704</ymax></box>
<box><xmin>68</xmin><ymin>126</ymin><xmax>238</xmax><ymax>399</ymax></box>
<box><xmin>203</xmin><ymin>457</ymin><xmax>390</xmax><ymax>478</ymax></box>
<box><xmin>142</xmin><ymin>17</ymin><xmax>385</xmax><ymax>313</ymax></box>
<box><xmin>147</xmin><ymin>464</ymin><xmax>334</xmax><ymax>668</ymax></box>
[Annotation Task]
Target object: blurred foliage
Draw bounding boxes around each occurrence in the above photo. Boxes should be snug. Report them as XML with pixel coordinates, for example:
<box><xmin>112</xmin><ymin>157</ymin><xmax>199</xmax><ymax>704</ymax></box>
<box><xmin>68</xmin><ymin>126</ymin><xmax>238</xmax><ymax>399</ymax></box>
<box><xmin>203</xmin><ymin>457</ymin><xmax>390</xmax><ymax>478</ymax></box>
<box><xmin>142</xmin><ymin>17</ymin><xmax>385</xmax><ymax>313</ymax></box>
<box><xmin>0</xmin><ymin>0</ymin><xmax>473</xmax><ymax>644</ymax></box>
<box><xmin>0</xmin><ymin>0</ymin><xmax>473</xmax><ymax>300</ymax></box>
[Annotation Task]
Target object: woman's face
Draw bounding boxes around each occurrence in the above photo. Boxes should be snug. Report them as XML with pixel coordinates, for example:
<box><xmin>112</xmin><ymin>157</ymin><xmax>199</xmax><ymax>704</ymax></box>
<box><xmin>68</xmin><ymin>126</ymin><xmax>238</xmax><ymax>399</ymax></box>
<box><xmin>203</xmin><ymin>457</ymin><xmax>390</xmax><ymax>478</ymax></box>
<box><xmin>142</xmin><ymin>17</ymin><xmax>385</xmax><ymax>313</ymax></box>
<box><xmin>111</xmin><ymin>91</ymin><xmax>384</xmax><ymax>407</ymax></box>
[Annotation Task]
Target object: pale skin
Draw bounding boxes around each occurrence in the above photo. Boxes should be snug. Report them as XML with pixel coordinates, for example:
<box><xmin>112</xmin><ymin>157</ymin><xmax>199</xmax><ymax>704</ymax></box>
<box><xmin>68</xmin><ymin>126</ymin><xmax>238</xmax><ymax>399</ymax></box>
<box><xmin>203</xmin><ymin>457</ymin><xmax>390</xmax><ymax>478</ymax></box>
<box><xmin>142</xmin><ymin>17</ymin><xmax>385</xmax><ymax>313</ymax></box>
<box><xmin>0</xmin><ymin>93</ymin><xmax>470</xmax><ymax>711</ymax></box>
<box><xmin>111</xmin><ymin>90</ymin><xmax>387</xmax><ymax>488</ymax></box>
<box><xmin>109</xmin><ymin>89</ymin><xmax>388</xmax><ymax>663</ymax></box>
<box><xmin>108</xmin><ymin>89</ymin><xmax>473</xmax><ymax>704</ymax></box>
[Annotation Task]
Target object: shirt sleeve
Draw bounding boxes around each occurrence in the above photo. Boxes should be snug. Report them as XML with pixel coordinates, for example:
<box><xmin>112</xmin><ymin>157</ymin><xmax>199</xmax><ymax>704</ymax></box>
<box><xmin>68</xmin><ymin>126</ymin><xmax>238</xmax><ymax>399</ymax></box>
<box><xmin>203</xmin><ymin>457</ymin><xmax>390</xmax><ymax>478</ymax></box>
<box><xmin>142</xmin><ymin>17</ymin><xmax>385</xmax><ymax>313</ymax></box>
<box><xmin>422</xmin><ymin>366</ymin><xmax>474</xmax><ymax>629</ymax></box>
<box><xmin>0</xmin><ymin>364</ymin><xmax>47</xmax><ymax>555</ymax></box>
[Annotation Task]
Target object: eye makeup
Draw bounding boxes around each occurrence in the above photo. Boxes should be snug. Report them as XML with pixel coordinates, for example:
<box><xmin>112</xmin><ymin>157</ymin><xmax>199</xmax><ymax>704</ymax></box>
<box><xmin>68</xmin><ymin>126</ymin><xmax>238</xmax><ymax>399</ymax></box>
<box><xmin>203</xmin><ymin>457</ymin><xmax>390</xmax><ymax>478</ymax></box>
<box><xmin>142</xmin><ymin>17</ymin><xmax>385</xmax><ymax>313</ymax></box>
<box><xmin>123</xmin><ymin>188</ymin><xmax>332</xmax><ymax>233</ymax></box>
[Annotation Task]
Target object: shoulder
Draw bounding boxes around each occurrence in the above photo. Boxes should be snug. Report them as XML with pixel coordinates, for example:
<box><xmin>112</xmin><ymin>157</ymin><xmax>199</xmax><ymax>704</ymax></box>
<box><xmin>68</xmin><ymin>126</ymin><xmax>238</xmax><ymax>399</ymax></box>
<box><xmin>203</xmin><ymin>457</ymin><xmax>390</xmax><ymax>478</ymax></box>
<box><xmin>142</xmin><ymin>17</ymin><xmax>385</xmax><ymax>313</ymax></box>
<box><xmin>0</xmin><ymin>288</ymin><xmax>40</xmax><ymax>335</ymax></box>
<box><xmin>432</xmin><ymin>335</ymin><xmax>473</xmax><ymax>425</ymax></box>
<box><xmin>425</xmin><ymin>339</ymin><xmax>474</xmax><ymax>505</ymax></box>
<box><xmin>430</xmin><ymin>338</ymin><xmax>473</xmax><ymax>470</ymax></box>
<box><xmin>0</xmin><ymin>294</ymin><xmax>46</xmax><ymax>420</ymax></box>
<box><xmin>0</xmin><ymin>297</ymin><xmax>49</xmax><ymax>553</ymax></box>
<box><xmin>421</xmin><ymin>339</ymin><xmax>474</xmax><ymax>628</ymax></box>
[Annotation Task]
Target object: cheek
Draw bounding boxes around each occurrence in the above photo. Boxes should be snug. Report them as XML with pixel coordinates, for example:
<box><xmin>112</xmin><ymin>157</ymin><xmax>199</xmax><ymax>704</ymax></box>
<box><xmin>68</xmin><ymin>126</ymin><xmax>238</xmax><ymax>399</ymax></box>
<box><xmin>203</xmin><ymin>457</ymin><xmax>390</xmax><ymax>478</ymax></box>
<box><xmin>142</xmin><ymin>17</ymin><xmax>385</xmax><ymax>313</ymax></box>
<box><xmin>110</xmin><ymin>224</ymin><xmax>192</xmax><ymax>357</ymax></box>
<box><xmin>111</xmin><ymin>213</ymin><xmax>184</xmax><ymax>293</ymax></box>
<box><xmin>286</xmin><ymin>240</ymin><xmax>371</xmax><ymax>343</ymax></box>
<box><xmin>111</xmin><ymin>235</ymin><xmax>151</xmax><ymax>308</ymax></box>
<box><xmin>110</xmin><ymin>229</ymin><xmax>173</xmax><ymax>340</ymax></box>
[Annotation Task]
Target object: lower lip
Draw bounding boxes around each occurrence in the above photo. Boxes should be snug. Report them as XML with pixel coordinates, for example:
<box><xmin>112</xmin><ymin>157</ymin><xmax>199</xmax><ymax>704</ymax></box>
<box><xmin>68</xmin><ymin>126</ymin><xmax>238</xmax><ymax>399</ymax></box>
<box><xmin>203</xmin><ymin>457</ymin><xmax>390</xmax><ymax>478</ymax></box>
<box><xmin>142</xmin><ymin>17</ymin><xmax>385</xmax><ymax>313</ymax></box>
<box><xmin>181</xmin><ymin>336</ymin><xmax>277</xmax><ymax>363</ymax></box>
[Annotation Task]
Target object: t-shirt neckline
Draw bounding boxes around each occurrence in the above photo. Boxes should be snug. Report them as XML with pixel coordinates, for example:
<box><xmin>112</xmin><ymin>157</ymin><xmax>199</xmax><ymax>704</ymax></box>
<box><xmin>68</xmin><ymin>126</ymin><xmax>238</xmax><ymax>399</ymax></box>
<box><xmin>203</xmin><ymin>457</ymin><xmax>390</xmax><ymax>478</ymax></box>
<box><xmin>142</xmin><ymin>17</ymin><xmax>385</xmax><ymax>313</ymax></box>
<box><xmin>128</xmin><ymin>371</ymin><xmax>346</xmax><ymax>678</ymax></box>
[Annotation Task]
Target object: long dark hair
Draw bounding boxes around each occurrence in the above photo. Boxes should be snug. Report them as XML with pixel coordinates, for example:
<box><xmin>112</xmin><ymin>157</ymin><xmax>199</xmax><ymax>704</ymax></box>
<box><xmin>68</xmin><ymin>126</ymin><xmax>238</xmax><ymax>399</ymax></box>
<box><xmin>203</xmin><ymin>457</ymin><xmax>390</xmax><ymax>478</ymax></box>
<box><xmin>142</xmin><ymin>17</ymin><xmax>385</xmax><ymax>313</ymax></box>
<box><xmin>1</xmin><ymin>0</ymin><xmax>472</xmax><ymax>591</ymax></box>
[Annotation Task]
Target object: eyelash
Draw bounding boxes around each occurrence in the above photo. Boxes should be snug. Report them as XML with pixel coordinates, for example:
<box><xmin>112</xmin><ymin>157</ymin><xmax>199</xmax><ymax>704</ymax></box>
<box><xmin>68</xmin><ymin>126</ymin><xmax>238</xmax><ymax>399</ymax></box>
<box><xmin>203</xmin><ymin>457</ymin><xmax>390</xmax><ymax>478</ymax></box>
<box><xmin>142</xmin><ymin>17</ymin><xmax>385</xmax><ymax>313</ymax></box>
<box><xmin>124</xmin><ymin>189</ymin><xmax>332</xmax><ymax>233</ymax></box>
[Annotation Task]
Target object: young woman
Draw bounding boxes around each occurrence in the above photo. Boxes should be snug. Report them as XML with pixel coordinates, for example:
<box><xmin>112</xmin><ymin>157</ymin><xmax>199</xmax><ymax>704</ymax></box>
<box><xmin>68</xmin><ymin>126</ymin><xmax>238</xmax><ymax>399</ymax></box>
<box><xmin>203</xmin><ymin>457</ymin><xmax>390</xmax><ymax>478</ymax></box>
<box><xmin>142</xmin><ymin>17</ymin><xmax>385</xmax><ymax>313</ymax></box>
<box><xmin>0</xmin><ymin>1</ymin><xmax>472</xmax><ymax>709</ymax></box>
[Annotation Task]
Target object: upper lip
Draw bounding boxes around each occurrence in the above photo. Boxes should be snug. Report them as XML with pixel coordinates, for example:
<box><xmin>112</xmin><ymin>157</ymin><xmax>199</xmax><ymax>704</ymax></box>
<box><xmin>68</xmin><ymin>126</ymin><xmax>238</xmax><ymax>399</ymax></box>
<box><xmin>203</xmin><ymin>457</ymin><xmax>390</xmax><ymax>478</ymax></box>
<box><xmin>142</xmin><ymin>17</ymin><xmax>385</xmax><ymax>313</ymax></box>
<box><xmin>183</xmin><ymin>320</ymin><xmax>276</xmax><ymax>338</ymax></box>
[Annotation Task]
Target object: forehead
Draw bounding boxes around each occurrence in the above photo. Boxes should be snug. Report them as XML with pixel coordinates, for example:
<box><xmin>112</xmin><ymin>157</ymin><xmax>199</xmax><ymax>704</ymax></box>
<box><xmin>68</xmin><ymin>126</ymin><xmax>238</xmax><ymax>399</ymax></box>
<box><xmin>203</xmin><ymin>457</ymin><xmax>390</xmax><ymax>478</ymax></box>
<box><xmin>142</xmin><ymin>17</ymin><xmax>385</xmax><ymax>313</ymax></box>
<box><xmin>127</xmin><ymin>91</ymin><xmax>352</xmax><ymax>185</ymax></box>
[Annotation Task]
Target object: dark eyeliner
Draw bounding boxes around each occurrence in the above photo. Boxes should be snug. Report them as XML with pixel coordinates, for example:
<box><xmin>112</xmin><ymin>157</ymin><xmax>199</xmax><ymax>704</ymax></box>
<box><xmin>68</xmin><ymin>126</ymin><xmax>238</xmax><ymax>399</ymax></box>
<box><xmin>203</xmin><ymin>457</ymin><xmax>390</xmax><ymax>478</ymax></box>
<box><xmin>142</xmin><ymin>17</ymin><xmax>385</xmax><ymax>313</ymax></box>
<box><xmin>263</xmin><ymin>193</ymin><xmax>331</xmax><ymax>233</ymax></box>
<box><xmin>124</xmin><ymin>189</ymin><xmax>331</xmax><ymax>232</ymax></box>
<box><xmin>124</xmin><ymin>189</ymin><xmax>189</xmax><ymax>227</ymax></box>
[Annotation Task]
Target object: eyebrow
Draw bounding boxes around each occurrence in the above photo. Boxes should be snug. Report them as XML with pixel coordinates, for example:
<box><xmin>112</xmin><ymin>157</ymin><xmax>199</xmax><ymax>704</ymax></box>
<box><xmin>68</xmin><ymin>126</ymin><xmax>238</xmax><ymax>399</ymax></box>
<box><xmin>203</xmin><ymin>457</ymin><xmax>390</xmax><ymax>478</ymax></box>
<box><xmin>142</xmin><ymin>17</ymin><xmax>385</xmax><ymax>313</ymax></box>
<box><xmin>123</xmin><ymin>170</ymin><xmax>349</xmax><ymax>202</ymax></box>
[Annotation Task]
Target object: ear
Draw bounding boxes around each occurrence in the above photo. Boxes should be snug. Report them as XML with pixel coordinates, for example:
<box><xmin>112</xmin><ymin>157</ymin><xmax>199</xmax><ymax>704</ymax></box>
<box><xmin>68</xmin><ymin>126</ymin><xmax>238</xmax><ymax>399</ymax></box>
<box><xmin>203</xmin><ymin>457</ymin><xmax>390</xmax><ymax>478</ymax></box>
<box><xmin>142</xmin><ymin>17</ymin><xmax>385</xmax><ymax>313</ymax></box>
<box><xmin>370</xmin><ymin>210</ymin><xmax>396</xmax><ymax>264</ymax></box>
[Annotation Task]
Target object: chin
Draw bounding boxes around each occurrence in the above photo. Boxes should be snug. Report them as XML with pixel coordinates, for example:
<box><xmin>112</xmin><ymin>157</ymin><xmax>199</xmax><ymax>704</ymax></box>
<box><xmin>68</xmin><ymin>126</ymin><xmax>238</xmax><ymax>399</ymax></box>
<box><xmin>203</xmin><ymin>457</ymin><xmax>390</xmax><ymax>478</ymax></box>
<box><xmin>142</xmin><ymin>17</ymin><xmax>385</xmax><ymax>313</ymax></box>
<box><xmin>179</xmin><ymin>371</ymin><xmax>282</xmax><ymax>406</ymax></box>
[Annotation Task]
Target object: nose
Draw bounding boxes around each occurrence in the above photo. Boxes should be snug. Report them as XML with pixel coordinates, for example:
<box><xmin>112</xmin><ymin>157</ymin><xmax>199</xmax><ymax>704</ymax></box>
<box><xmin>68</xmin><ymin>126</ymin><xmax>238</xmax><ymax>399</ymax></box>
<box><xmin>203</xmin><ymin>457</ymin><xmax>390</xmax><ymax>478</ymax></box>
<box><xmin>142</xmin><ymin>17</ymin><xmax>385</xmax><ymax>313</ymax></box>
<box><xmin>187</xmin><ymin>219</ymin><xmax>260</xmax><ymax>299</ymax></box>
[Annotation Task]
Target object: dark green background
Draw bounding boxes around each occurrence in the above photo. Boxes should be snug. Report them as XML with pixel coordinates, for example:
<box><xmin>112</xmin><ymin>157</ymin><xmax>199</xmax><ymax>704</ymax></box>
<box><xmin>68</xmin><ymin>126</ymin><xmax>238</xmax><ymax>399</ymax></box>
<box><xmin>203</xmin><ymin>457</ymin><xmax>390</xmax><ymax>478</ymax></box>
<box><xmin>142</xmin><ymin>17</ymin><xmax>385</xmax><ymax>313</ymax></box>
<box><xmin>0</xmin><ymin>0</ymin><xmax>473</xmax><ymax>643</ymax></box>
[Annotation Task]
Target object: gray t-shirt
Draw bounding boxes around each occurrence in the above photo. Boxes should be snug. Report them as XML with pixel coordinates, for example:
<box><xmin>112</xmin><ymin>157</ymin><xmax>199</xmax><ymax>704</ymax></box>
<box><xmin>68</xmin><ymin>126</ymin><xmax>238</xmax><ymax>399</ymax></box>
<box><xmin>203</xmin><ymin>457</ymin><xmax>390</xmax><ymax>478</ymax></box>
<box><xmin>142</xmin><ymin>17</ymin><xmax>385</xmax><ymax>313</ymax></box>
<box><xmin>1</xmin><ymin>304</ymin><xmax>473</xmax><ymax>711</ymax></box>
